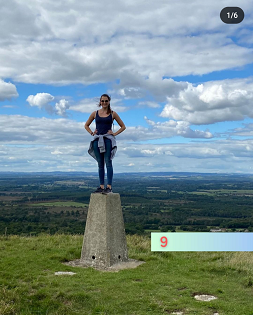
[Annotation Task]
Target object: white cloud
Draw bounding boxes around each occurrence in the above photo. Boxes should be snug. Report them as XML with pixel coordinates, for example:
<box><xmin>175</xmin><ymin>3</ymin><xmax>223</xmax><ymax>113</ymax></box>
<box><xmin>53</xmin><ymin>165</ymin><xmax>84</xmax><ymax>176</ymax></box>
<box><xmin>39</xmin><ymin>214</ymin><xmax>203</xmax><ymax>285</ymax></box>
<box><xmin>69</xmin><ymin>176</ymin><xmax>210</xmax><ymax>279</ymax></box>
<box><xmin>0</xmin><ymin>79</ymin><xmax>18</xmax><ymax>101</ymax></box>
<box><xmin>0</xmin><ymin>0</ymin><xmax>52</xmax><ymax>41</ymax></box>
<box><xmin>121</xmin><ymin>140</ymin><xmax>253</xmax><ymax>160</ymax></box>
<box><xmin>70</xmin><ymin>98</ymin><xmax>99</xmax><ymax>113</ymax></box>
<box><xmin>226</xmin><ymin>123</ymin><xmax>253</xmax><ymax>137</ymax></box>
<box><xmin>102</xmin><ymin>139</ymin><xmax>253</xmax><ymax>173</ymax></box>
<box><xmin>0</xmin><ymin>115</ymin><xmax>87</xmax><ymax>144</ymax></box>
<box><xmin>111</xmin><ymin>72</ymin><xmax>189</xmax><ymax>101</ymax></box>
<box><xmin>6</xmin><ymin>0</ymin><xmax>252</xmax><ymax>43</ymax></box>
<box><xmin>27</xmin><ymin>93</ymin><xmax>72</xmax><ymax>116</ymax></box>
<box><xmin>144</xmin><ymin>116</ymin><xmax>213</xmax><ymax>138</ymax></box>
<box><xmin>0</xmin><ymin>0</ymin><xmax>253</xmax><ymax>86</ymax></box>
<box><xmin>138</xmin><ymin>101</ymin><xmax>161</xmax><ymax>108</ymax></box>
<box><xmin>51</xmin><ymin>149</ymin><xmax>63</xmax><ymax>155</ymax></box>
<box><xmin>160</xmin><ymin>78</ymin><xmax>253</xmax><ymax>124</ymax></box>
<box><xmin>55</xmin><ymin>99</ymin><xmax>69</xmax><ymax>116</ymax></box>
<box><xmin>0</xmin><ymin>114</ymin><xmax>212</xmax><ymax>147</ymax></box>
<box><xmin>236</xmin><ymin>28</ymin><xmax>253</xmax><ymax>45</ymax></box>
<box><xmin>26</xmin><ymin>93</ymin><xmax>54</xmax><ymax>108</ymax></box>
<box><xmin>70</xmin><ymin>97</ymin><xmax>128</xmax><ymax>113</ymax></box>
<box><xmin>1</xmin><ymin>115</ymin><xmax>253</xmax><ymax>173</ymax></box>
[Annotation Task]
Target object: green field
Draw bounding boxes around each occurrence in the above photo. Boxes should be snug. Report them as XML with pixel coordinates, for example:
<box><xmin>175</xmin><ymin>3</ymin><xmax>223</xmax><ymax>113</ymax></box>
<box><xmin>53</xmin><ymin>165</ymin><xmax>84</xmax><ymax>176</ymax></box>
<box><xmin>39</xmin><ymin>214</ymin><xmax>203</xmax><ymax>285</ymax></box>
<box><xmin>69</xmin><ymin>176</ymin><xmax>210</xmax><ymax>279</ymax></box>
<box><xmin>1</xmin><ymin>234</ymin><xmax>253</xmax><ymax>315</ymax></box>
<box><xmin>189</xmin><ymin>189</ymin><xmax>253</xmax><ymax>196</ymax></box>
<box><xmin>147</xmin><ymin>189</ymin><xmax>168</xmax><ymax>193</ymax></box>
<box><xmin>31</xmin><ymin>202</ymin><xmax>88</xmax><ymax>207</ymax></box>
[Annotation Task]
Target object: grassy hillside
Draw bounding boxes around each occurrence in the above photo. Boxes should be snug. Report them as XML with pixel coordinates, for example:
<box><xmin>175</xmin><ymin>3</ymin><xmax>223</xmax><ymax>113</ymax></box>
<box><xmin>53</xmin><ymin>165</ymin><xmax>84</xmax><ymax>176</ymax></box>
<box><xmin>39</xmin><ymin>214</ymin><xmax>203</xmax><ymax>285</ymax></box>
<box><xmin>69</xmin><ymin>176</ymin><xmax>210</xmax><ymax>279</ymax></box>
<box><xmin>0</xmin><ymin>234</ymin><xmax>253</xmax><ymax>315</ymax></box>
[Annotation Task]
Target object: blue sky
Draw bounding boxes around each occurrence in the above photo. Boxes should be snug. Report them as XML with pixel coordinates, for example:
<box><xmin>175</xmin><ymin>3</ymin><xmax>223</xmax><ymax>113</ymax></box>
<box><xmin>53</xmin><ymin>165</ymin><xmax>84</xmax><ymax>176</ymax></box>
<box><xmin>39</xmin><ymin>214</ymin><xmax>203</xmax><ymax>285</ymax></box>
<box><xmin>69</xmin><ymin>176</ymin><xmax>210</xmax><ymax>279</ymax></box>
<box><xmin>1</xmin><ymin>0</ymin><xmax>253</xmax><ymax>173</ymax></box>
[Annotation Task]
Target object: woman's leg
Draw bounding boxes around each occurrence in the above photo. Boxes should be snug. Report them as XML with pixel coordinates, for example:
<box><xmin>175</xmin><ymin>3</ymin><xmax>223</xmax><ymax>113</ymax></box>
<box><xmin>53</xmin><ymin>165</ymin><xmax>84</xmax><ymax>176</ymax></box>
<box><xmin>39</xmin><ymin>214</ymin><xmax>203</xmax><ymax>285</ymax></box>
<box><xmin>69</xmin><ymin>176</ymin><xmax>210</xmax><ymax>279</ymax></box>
<box><xmin>92</xmin><ymin>139</ymin><xmax>105</xmax><ymax>188</ymax></box>
<box><xmin>104</xmin><ymin>138</ymin><xmax>113</xmax><ymax>188</ymax></box>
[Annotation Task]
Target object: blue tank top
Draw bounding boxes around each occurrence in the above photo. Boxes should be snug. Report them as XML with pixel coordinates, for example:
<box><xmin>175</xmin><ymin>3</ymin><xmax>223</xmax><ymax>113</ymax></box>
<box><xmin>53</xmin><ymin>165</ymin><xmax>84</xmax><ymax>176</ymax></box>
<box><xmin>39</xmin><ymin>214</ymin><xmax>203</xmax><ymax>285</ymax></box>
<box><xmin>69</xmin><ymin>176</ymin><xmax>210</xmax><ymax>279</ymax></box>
<box><xmin>95</xmin><ymin>110</ymin><xmax>113</xmax><ymax>135</ymax></box>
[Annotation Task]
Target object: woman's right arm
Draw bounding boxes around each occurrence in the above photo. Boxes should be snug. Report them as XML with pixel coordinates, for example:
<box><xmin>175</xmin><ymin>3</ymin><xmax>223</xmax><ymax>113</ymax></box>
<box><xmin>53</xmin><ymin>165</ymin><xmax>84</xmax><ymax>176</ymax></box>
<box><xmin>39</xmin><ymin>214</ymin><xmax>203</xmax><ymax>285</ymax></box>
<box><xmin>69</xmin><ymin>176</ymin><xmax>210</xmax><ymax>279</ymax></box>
<box><xmin>84</xmin><ymin>111</ymin><xmax>96</xmax><ymax>135</ymax></box>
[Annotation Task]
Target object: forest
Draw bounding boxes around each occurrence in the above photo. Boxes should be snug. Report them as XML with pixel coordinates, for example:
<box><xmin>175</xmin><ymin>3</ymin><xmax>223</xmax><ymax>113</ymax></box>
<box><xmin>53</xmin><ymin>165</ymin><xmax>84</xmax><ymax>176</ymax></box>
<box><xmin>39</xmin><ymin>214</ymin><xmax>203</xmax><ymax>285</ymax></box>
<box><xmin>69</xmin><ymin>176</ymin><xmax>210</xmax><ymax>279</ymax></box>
<box><xmin>1</xmin><ymin>171</ymin><xmax>253</xmax><ymax>236</ymax></box>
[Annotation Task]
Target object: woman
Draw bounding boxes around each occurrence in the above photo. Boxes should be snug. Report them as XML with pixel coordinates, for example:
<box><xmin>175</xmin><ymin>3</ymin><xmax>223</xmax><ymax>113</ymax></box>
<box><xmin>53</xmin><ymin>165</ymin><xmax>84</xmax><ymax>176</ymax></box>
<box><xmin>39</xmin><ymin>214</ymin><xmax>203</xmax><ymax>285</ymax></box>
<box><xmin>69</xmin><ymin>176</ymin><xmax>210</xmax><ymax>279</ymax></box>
<box><xmin>85</xmin><ymin>94</ymin><xmax>126</xmax><ymax>194</ymax></box>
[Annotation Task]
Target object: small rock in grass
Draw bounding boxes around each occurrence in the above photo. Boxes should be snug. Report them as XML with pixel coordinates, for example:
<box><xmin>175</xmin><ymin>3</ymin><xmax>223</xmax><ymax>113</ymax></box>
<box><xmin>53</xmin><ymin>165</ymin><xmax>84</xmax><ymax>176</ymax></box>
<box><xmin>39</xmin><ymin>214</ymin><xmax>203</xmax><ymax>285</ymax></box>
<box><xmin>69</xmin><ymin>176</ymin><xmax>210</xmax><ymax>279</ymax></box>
<box><xmin>55</xmin><ymin>271</ymin><xmax>76</xmax><ymax>276</ymax></box>
<box><xmin>194</xmin><ymin>294</ymin><xmax>217</xmax><ymax>301</ymax></box>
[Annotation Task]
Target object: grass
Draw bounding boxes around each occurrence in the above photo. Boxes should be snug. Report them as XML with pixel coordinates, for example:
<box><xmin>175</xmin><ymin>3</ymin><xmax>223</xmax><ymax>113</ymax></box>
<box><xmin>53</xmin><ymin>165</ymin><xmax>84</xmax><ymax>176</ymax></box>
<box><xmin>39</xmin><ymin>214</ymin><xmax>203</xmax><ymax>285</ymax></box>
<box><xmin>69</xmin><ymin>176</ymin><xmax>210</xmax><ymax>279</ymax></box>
<box><xmin>0</xmin><ymin>234</ymin><xmax>253</xmax><ymax>315</ymax></box>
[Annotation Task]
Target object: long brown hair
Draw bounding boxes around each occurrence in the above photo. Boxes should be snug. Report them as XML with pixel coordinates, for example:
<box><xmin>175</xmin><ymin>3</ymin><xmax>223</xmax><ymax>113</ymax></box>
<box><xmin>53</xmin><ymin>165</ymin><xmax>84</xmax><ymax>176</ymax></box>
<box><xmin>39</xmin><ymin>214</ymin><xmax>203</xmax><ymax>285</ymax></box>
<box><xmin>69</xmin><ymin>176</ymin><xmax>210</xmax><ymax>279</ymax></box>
<box><xmin>98</xmin><ymin>94</ymin><xmax>112</xmax><ymax>115</ymax></box>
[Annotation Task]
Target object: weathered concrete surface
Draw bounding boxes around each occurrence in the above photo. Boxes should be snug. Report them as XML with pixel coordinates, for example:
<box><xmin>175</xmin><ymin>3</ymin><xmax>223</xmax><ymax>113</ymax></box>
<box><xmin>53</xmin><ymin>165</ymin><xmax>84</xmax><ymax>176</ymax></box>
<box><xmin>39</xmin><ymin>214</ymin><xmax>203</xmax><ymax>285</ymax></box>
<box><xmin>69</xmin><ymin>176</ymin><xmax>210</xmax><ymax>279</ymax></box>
<box><xmin>64</xmin><ymin>258</ymin><xmax>145</xmax><ymax>272</ymax></box>
<box><xmin>80</xmin><ymin>193</ymin><xmax>129</xmax><ymax>268</ymax></box>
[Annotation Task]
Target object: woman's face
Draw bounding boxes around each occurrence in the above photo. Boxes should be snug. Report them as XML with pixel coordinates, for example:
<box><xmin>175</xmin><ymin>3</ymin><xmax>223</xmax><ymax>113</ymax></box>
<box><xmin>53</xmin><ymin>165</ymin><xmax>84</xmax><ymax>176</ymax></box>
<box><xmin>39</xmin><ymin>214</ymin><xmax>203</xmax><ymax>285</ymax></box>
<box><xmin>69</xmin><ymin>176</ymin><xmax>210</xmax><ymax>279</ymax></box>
<box><xmin>100</xmin><ymin>96</ymin><xmax>110</xmax><ymax>109</ymax></box>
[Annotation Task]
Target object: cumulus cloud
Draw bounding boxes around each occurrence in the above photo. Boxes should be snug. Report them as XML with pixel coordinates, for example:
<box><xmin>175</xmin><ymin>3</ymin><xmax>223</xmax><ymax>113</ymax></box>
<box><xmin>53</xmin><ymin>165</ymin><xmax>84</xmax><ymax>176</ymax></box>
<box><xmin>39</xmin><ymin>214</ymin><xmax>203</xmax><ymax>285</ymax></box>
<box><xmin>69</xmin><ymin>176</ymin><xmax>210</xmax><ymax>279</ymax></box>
<box><xmin>0</xmin><ymin>79</ymin><xmax>18</xmax><ymax>101</ymax></box>
<box><xmin>0</xmin><ymin>144</ymin><xmax>93</xmax><ymax>173</ymax></box>
<box><xmin>3</xmin><ymin>0</ymin><xmax>252</xmax><ymax>45</ymax></box>
<box><xmin>160</xmin><ymin>78</ymin><xmax>253</xmax><ymax>125</ymax></box>
<box><xmin>111</xmin><ymin>72</ymin><xmax>189</xmax><ymax>102</ymax></box>
<box><xmin>27</xmin><ymin>93</ymin><xmax>72</xmax><ymax>116</ymax></box>
<box><xmin>122</xmin><ymin>140</ymin><xmax>253</xmax><ymax>160</ymax></box>
<box><xmin>0</xmin><ymin>0</ymin><xmax>52</xmax><ymax>41</ymax></box>
<box><xmin>227</xmin><ymin>123</ymin><xmax>253</xmax><ymax>137</ymax></box>
<box><xmin>55</xmin><ymin>99</ymin><xmax>69</xmax><ymax>116</ymax></box>
<box><xmin>144</xmin><ymin>116</ymin><xmax>213</xmax><ymax>138</ymax></box>
<box><xmin>27</xmin><ymin>93</ymin><xmax>54</xmax><ymax>108</ymax></box>
<box><xmin>0</xmin><ymin>0</ymin><xmax>253</xmax><ymax>86</ymax></box>
<box><xmin>118</xmin><ymin>139</ymin><xmax>253</xmax><ymax>173</ymax></box>
<box><xmin>0</xmin><ymin>115</ymin><xmax>87</xmax><ymax>144</ymax></box>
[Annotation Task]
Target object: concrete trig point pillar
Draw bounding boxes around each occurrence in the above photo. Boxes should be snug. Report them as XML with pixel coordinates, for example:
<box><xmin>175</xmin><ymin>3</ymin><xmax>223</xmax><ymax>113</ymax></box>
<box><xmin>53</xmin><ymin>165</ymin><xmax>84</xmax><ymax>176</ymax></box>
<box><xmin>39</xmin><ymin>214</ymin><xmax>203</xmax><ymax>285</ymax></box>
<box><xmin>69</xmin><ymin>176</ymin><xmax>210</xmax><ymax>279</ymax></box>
<box><xmin>81</xmin><ymin>193</ymin><xmax>129</xmax><ymax>268</ymax></box>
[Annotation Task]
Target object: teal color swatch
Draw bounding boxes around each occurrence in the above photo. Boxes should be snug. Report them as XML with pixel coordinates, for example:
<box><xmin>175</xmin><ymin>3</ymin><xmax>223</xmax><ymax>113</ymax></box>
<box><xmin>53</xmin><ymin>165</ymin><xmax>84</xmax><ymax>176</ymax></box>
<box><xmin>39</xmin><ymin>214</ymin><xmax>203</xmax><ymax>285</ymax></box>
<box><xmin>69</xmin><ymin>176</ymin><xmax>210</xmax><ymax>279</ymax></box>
<box><xmin>151</xmin><ymin>232</ymin><xmax>253</xmax><ymax>251</ymax></box>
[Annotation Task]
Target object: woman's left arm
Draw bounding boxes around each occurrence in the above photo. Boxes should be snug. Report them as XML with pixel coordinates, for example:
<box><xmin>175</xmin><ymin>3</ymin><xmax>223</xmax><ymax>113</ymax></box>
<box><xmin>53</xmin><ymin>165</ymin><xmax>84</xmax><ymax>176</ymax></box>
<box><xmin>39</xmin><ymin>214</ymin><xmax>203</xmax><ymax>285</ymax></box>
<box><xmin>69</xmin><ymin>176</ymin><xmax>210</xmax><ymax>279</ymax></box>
<box><xmin>108</xmin><ymin>112</ymin><xmax>126</xmax><ymax>136</ymax></box>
